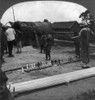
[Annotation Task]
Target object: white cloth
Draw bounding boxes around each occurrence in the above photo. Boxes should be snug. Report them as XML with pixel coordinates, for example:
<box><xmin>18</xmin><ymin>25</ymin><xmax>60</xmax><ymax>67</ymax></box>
<box><xmin>5</xmin><ymin>28</ymin><xmax>16</xmax><ymax>41</ymax></box>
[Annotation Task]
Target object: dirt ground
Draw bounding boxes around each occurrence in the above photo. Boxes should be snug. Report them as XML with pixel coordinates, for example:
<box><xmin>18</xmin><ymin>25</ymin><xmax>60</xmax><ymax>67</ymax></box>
<box><xmin>2</xmin><ymin>44</ymin><xmax>95</xmax><ymax>100</ymax></box>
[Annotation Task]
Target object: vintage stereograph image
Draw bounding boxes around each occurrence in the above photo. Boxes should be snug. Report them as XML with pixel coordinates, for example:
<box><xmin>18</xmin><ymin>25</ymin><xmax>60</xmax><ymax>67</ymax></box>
<box><xmin>0</xmin><ymin>0</ymin><xmax>95</xmax><ymax>100</ymax></box>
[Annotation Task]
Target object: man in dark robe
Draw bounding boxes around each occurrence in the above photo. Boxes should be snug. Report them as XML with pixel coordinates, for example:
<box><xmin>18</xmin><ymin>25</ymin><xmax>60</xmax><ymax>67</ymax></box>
<box><xmin>13</xmin><ymin>22</ymin><xmax>23</xmax><ymax>53</ymax></box>
<box><xmin>72</xmin><ymin>24</ymin><xmax>93</xmax><ymax>68</ymax></box>
<box><xmin>45</xmin><ymin>34</ymin><xmax>53</xmax><ymax>60</ymax></box>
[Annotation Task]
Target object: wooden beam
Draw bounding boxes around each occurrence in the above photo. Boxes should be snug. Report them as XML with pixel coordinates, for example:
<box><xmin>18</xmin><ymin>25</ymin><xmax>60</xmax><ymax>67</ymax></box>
<box><xmin>0</xmin><ymin>23</ymin><xmax>2</xmax><ymax>71</ymax></box>
<box><xmin>8</xmin><ymin>67</ymin><xmax>95</xmax><ymax>93</ymax></box>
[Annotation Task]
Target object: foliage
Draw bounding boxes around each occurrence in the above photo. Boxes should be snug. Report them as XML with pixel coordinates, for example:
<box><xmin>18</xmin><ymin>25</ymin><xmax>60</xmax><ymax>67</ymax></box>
<box><xmin>79</xmin><ymin>10</ymin><xmax>95</xmax><ymax>32</ymax></box>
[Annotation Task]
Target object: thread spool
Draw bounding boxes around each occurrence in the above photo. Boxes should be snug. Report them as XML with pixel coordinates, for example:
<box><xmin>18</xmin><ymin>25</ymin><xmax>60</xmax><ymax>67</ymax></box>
<box><xmin>66</xmin><ymin>58</ymin><xmax>68</xmax><ymax>62</ymax></box>
<box><xmin>41</xmin><ymin>61</ymin><xmax>44</xmax><ymax>68</ymax></box>
<box><xmin>33</xmin><ymin>64</ymin><xmax>36</xmax><ymax>70</ymax></box>
<box><xmin>37</xmin><ymin>62</ymin><xmax>40</xmax><ymax>69</ymax></box>
<box><xmin>51</xmin><ymin>60</ymin><xmax>54</xmax><ymax>65</ymax></box>
<box><xmin>35</xmin><ymin>63</ymin><xmax>38</xmax><ymax>68</ymax></box>
<box><xmin>28</xmin><ymin>64</ymin><xmax>32</xmax><ymax>71</ymax></box>
<box><xmin>68</xmin><ymin>57</ymin><xmax>70</xmax><ymax>63</ymax></box>
<box><xmin>13</xmin><ymin>87</ymin><xmax>15</xmax><ymax>94</ymax></box>
<box><xmin>26</xmin><ymin>64</ymin><xmax>29</xmax><ymax>69</ymax></box>
<box><xmin>58</xmin><ymin>59</ymin><xmax>61</xmax><ymax>65</ymax></box>
<box><xmin>21</xmin><ymin>67</ymin><xmax>24</xmax><ymax>72</ymax></box>
<box><xmin>8</xmin><ymin>82</ymin><xmax>11</xmax><ymax>90</ymax></box>
<box><xmin>48</xmin><ymin>61</ymin><xmax>51</xmax><ymax>66</ymax></box>
<box><xmin>60</xmin><ymin>59</ymin><xmax>64</xmax><ymax>64</ymax></box>
<box><xmin>32</xmin><ymin>64</ymin><xmax>35</xmax><ymax>70</ymax></box>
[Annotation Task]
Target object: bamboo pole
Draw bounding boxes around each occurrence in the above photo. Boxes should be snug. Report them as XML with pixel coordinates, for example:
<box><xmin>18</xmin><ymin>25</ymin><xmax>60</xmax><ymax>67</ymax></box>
<box><xmin>8</xmin><ymin>67</ymin><xmax>95</xmax><ymax>93</ymax></box>
<box><xmin>0</xmin><ymin>22</ymin><xmax>2</xmax><ymax>71</ymax></box>
<box><xmin>35</xmin><ymin>32</ymin><xmax>40</xmax><ymax>48</ymax></box>
<box><xmin>12</xmin><ymin>6</ymin><xmax>16</xmax><ymax>22</ymax></box>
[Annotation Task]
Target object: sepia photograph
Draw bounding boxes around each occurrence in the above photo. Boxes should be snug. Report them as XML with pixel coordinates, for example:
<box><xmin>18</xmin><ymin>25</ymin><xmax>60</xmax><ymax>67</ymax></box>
<box><xmin>0</xmin><ymin>0</ymin><xmax>95</xmax><ymax>100</ymax></box>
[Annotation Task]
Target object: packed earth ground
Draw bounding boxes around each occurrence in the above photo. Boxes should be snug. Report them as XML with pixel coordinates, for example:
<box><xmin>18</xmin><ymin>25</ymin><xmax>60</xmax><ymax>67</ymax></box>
<box><xmin>2</xmin><ymin>43</ymin><xmax>95</xmax><ymax>100</ymax></box>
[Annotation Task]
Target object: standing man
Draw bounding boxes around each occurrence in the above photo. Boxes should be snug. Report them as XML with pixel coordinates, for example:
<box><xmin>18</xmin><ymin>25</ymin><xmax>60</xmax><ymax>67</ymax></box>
<box><xmin>13</xmin><ymin>22</ymin><xmax>23</xmax><ymax>53</ymax></box>
<box><xmin>80</xmin><ymin>25</ymin><xmax>90</xmax><ymax>68</ymax></box>
<box><xmin>73</xmin><ymin>32</ymin><xmax>80</xmax><ymax>58</ymax></box>
<box><xmin>5</xmin><ymin>24</ymin><xmax>16</xmax><ymax>57</ymax></box>
<box><xmin>40</xmin><ymin>32</ymin><xmax>46</xmax><ymax>53</ymax></box>
<box><xmin>45</xmin><ymin>34</ymin><xmax>52</xmax><ymax>60</ymax></box>
<box><xmin>15</xmin><ymin>29</ymin><xmax>22</xmax><ymax>53</ymax></box>
<box><xmin>72</xmin><ymin>24</ymin><xmax>92</xmax><ymax>68</ymax></box>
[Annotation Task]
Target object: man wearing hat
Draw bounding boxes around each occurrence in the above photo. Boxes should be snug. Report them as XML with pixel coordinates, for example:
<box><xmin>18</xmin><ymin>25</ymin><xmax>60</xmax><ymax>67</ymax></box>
<box><xmin>5</xmin><ymin>22</ymin><xmax>16</xmax><ymax>57</ymax></box>
<box><xmin>72</xmin><ymin>23</ymin><xmax>93</xmax><ymax>68</ymax></box>
<box><xmin>40</xmin><ymin>32</ymin><xmax>46</xmax><ymax>53</ymax></box>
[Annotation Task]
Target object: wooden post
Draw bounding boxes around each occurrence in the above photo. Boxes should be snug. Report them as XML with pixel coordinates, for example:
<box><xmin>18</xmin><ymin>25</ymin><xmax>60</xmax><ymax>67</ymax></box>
<box><xmin>0</xmin><ymin>22</ymin><xmax>2</xmax><ymax>71</ymax></box>
<box><xmin>35</xmin><ymin>33</ymin><xmax>40</xmax><ymax>48</ymax></box>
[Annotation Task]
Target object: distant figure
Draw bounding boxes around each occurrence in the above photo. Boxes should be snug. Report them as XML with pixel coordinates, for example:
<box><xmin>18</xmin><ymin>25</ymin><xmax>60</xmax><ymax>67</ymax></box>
<box><xmin>0</xmin><ymin>71</ymin><xmax>13</xmax><ymax>100</ymax></box>
<box><xmin>73</xmin><ymin>32</ymin><xmax>80</xmax><ymax>58</ymax></box>
<box><xmin>45</xmin><ymin>34</ymin><xmax>52</xmax><ymax>60</ymax></box>
<box><xmin>15</xmin><ymin>29</ymin><xmax>22</xmax><ymax>53</ymax></box>
<box><xmin>40</xmin><ymin>33</ymin><xmax>46</xmax><ymax>53</ymax></box>
<box><xmin>13</xmin><ymin>21</ymin><xmax>22</xmax><ymax>53</ymax></box>
<box><xmin>5</xmin><ymin>24</ymin><xmax>16</xmax><ymax>57</ymax></box>
<box><xmin>72</xmin><ymin>24</ymin><xmax>93</xmax><ymax>68</ymax></box>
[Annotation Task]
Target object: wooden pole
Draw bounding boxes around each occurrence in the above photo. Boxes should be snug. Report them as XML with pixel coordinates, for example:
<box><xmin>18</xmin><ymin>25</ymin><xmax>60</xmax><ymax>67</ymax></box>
<box><xmin>12</xmin><ymin>6</ymin><xmax>16</xmax><ymax>22</ymax></box>
<box><xmin>8</xmin><ymin>67</ymin><xmax>95</xmax><ymax>93</ymax></box>
<box><xmin>35</xmin><ymin>33</ymin><xmax>40</xmax><ymax>48</ymax></box>
<box><xmin>0</xmin><ymin>22</ymin><xmax>2</xmax><ymax>71</ymax></box>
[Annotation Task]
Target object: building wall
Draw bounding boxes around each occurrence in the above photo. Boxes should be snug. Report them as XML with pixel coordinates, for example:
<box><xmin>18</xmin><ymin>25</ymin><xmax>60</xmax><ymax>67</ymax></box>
<box><xmin>52</xmin><ymin>22</ymin><xmax>80</xmax><ymax>40</ymax></box>
<box><xmin>71</xmin><ymin>22</ymin><xmax>80</xmax><ymax>33</ymax></box>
